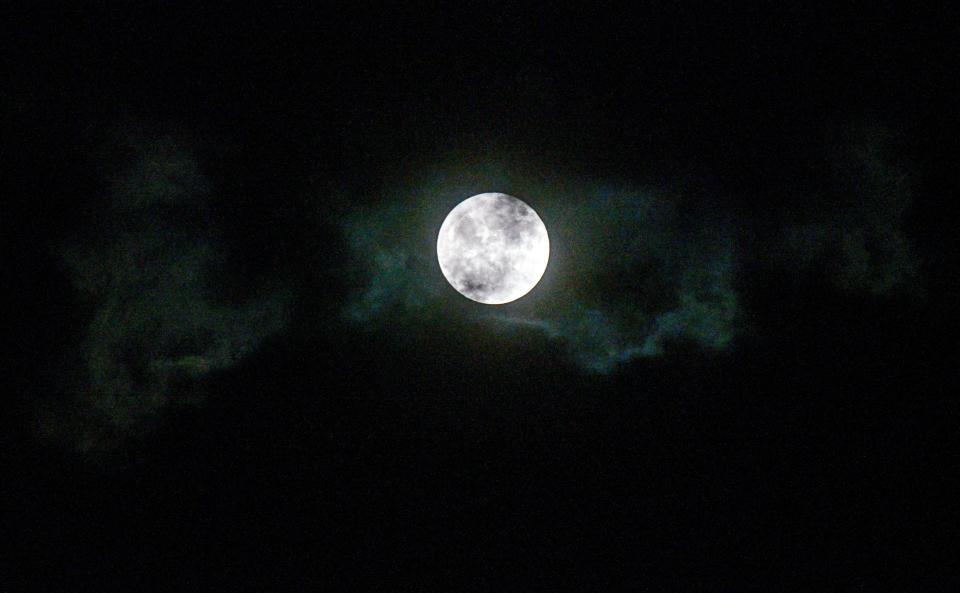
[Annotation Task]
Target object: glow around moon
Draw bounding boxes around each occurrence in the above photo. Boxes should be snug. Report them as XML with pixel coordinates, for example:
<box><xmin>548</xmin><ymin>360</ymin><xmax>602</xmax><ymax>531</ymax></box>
<box><xmin>437</xmin><ymin>193</ymin><xmax>550</xmax><ymax>304</ymax></box>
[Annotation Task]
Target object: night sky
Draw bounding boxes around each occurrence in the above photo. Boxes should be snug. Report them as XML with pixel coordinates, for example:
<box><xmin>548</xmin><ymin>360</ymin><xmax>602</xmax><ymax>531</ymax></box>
<box><xmin>4</xmin><ymin>3</ymin><xmax>959</xmax><ymax>591</ymax></box>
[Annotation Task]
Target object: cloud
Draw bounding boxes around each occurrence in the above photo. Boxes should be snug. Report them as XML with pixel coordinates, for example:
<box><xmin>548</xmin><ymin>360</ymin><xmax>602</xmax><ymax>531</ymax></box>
<box><xmin>486</xmin><ymin>200</ymin><xmax>738</xmax><ymax>373</ymax></box>
<box><xmin>773</xmin><ymin>126</ymin><xmax>920</xmax><ymax>295</ymax></box>
<box><xmin>49</xmin><ymin>131</ymin><xmax>289</xmax><ymax>451</ymax></box>
<box><xmin>338</xmin><ymin>123</ymin><xmax>919</xmax><ymax>377</ymax></box>
<box><xmin>343</xmin><ymin>203</ymin><xmax>445</xmax><ymax>323</ymax></box>
<box><xmin>341</xmin><ymin>125</ymin><xmax>918</xmax><ymax>374</ymax></box>
<box><xmin>341</xmin><ymin>170</ymin><xmax>739</xmax><ymax>373</ymax></box>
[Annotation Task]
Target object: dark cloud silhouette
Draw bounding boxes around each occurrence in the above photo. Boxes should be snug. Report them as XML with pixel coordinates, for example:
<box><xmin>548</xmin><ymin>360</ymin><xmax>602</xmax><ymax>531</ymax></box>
<box><xmin>773</xmin><ymin>127</ymin><xmax>920</xmax><ymax>295</ymax></box>
<box><xmin>342</xmin><ymin>169</ymin><xmax>738</xmax><ymax>373</ymax></box>
<box><xmin>342</xmin><ymin>127</ymin><xmax>919</xmax><ymax>373</ymax></box>
<box><xmin>49</xmin><ymin>131</ymin><xmax>290</xmax><ymax>450</ymax></box>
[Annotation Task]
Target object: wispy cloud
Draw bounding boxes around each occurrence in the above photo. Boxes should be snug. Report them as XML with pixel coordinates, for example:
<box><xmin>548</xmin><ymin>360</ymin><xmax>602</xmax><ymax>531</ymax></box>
<box><xmin>342</xmin><ymin>175</ymin><xmax>739</xmax><ymax>373</ymax></box>
<box><xmin>772</xmin><ymin>126</ymin><xmax>920</xmax><ymax>295</ymax></box>
<box><xmin>49</xmin><ymin>131</ymin><xmax>290</xmax><ymax>451</ymax></box>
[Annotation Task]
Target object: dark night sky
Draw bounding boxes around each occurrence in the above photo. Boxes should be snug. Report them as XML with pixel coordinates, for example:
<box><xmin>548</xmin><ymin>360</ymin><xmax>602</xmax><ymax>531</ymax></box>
<box><xmin>3</xmin><ymin>3</ymin><xmax>960</xmax><ymax>592</ymax></box>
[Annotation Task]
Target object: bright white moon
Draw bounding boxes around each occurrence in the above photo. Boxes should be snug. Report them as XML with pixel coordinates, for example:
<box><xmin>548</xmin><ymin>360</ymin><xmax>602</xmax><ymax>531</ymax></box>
<box><xmin>437</xmin><ymin>192</ymin><xmax>550</xmax><ymax>304</ymax></box>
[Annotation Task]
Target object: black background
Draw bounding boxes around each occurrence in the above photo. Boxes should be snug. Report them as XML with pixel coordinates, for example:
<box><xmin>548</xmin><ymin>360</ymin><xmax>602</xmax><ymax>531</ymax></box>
<box><xmin>4</xmin><ymin>3</ymin><xmax>959</xmax><ymax>591</ymax></box>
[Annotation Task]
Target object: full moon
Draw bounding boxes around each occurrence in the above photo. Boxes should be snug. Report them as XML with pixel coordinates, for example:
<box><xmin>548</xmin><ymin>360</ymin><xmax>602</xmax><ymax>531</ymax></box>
<box><xmin>437</xmin><ymin>192</ymin><xmax>550</xmax><ymax>304</ymax></box>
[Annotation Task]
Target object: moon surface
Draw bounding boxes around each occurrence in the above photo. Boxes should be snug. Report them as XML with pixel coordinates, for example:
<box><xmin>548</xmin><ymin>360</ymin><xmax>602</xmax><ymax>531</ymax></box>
<box><xmin>437</xmin><ymin>193</ymin><xmax>550</xmax><ymax>304</ymax></box>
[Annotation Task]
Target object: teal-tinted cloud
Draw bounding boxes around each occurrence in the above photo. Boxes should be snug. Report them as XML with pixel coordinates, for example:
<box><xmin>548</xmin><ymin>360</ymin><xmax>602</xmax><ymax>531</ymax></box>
<box><xmin>342</xmin><ymin>169</ymin><xmax>739</xmax><ymax>374</ymax></box>
<box><xmin>52</xmin><ymin>131</ymin><xmax>289</xmax><ymax>450</ymax></box>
